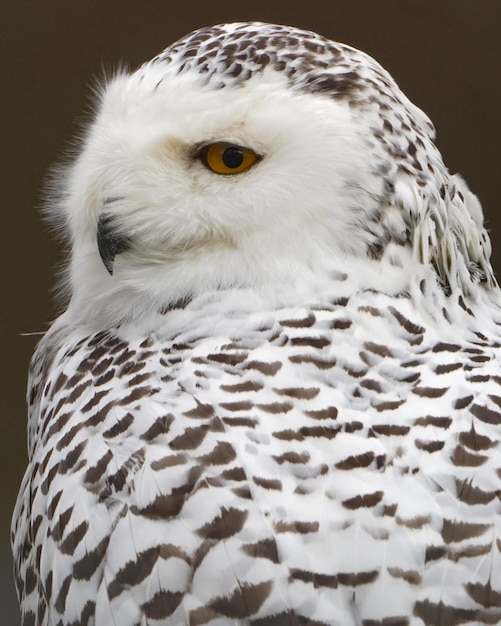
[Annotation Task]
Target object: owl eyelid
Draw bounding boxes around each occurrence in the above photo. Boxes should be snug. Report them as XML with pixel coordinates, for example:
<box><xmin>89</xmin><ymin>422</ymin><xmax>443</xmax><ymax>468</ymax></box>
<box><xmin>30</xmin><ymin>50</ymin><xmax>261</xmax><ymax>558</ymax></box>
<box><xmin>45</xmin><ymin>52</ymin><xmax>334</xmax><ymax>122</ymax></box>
<box><xmin>195</xmin><ymin>140</ymin><xmax>245</xmax><ymax>151</ymax></box>
<box><xmin>193</xmin><ymin>141</ymin><xmax>262</xmax><ymax>159</ymax></box>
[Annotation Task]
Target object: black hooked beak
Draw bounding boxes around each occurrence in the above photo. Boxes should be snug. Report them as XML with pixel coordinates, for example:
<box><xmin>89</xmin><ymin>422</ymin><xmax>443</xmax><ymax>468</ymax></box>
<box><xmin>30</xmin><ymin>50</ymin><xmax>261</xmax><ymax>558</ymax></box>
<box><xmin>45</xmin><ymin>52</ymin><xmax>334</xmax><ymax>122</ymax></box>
<box><xmin>97</xmin><ymin>215</ymin><xmax>132</xmax><ymax>275</ymax></box>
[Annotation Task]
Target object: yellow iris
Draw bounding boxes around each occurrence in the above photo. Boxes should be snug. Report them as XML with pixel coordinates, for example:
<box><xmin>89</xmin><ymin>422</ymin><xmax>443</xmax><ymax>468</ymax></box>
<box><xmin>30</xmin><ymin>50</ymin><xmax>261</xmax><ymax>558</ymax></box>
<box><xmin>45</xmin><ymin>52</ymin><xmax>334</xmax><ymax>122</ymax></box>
<box><xmin>198</xmin><ymin>142</ymin><xmax>259</xmax><ymax>175</ymax></box>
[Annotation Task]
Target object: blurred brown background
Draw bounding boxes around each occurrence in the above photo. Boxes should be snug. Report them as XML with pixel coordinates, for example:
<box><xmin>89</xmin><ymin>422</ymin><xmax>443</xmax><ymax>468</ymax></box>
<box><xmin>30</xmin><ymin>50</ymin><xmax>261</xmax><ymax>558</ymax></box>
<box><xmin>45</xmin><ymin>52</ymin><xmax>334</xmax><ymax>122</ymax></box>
<box><xmin>2</xmin><ymin>1</ymin><xmax>500</xmax><ymax>621</ymax></box>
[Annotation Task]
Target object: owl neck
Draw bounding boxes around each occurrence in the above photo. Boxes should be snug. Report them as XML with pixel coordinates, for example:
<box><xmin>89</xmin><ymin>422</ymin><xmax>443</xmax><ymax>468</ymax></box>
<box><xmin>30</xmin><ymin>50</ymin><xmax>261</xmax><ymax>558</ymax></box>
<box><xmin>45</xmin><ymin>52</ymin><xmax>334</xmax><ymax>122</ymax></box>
<box><xmin>64</xmin><ymin>242</ymin><xmax>501</xmax><ymax>334</ymax></box>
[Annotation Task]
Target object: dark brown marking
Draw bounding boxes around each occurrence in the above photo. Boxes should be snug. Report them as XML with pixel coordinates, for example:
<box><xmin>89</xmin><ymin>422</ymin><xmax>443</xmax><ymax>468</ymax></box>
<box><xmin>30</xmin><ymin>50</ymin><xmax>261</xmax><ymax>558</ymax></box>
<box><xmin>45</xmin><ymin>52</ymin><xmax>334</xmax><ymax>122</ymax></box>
<box><xmin>73</xmin><ymin>536</ymin><xmax>110</xmax><ymax>581</ymax></box>
<box><xmin>435</xmin><ymin>363</ymin><xmax>462</xmax><ymax>375</ymax></box>
<box><xmin>222</xmin><ymin>416</ymin><xmax>259</xmax><ymax>427</ymax></box>
<box><xmin>387</xmin><ymin>567</ymin><xmax>421</xmax><ymax>585</ymax></box>
<box><xmin>425</xmin><ymin>545</ymin><xmax>446</xmax><ymax>563</ymax></box>
<box><xmin>241</xmin><ymin>538</ymin><xmax>279</xmax><ymax>562</ymax></box>
<box><xmin>183</xmin><ymin>399</ymin><xmax>215</xmax><ymax>419</ymax></box>
<box><xmin>133</xmin><ymin>465</ymin><xmax>202</xmax><ymax>518</ymax></box>
<box><xmin>337</xmin><ymin>570</ymin><xmax>379</xmax><ymax>586</ymax></box>
<box><xmin>256</xmin><ymin>401</ymin><xmax>293</xmax><ymax>414</ymax></box>
<box><xmin>364</xmin><ymin>342</ymin><xmax>393</xmax><ymax>358</ymax></box>
<box><xmin>459</xmin><ymin>426</ymin><xmax>497</xmax><ymax>451</ymax></box>
<box><xmin>47</xmin><ymin>490</ymin><xmax>63</xmax><ymax>521</ymax></box>
<box><xmin>232</xmin><ymin>485</ymin><xmax>252</xmax><ymax>499</ymax></box>
<box><xmin>441</xmin><ymin>519</ymin><xmax>490</xmax><ymax>544</ymax></box>
<box><xmin>103</xmin><ymin>449</ymin><xmax>144</xmax><ymax>495</ymax></box>
<box><xmin>413</xmin><ymin>415</ymin><xmax>451</xmax><ymax>428</ymax></box>
<box><xmin>142</xmin><ymin>590</ymin><xmax>184</xmax><ymax>619</ymax></box>
<box><xmin>450</xmin><ymin>445</ymin><xmax>488</xmax><ymax>467</ymax></box>
<box><xmin>251</xmin><ymin>614</ymin><xmax>330</xmax><ymax>626</ymax></box>
<box><xmin>290</xmin><ymin>336</ymin><xmax>330</xmax><ymax>349</ymax></box>
<box><xmin>131</xmin><ymin>493</ymin><xmax>187</xmax><ymax>519</ymax></box>
<box><xmin>54</xmin><ymin>574</ymin><xmax>72</xmax><ymax>614</ymax></box>
<box><xmin>81</xmin><ymin>389</ymin><xmax>110</xmax><ymax>413</ymax></box>
<box><xmin>414</xmin><ymin>439</ymin><xmax>444</xmax><ymax>453</ymax></box>
<box><xmin>102</xmin><ymin>413</ymin><xmax>134</xmax><ymax>438</ymax></box>
<box><xmin>196</xmin><ymin>507</ymin><xmax>248</xmax><ymax>540</ymax></box>
<box><xmin>289</xmin><ymin>568</ymin><xmax>338</xmax><ymax>588</ymax></box>
<box><xmin>363</xmin><ymin>618</ymin><xmax>410</xmax><ymax>626</ymax></box>
<box><xmin>273</xmin><ymin>386</ymin><xmax>320</xmax><ymax>400</ymax></box>
<box><xmin>169</xmin><ymin>425</ymin><xmax>209</xmax><ymax>450</ymax></box>
<box><xmin>388</xmin><ymin>307</ymin><xmax>425</xmax><ymax>335</ymax></box>
<box><xmin>471</xmin><ymin>403</ymin><xmax>501</xmax><ymax>425</ymax></box>
<box><xmin>141</xmin><ymin>415</ymin><xmax>175</xmax><ymax>442</ymax></box>
<box><xmin>371</xmin><ymin>399</ymin><xmax>406</xmax><ymax>412</ymax></box>
<box><xmin>65</xmin><ymin>380</ymin><xmax>92</xmax><ymax>405</ymax></box>
<box><xmin>371</xmin><ymin>424</ymin><xmax>410</xmax><ymax>436</ymax></box>
<box><xmin>300</xmin><ymin>425</ymin><xmax>340</xmax><ymax>439</ymax></box>
<box><xmin>119</xmin><ymin>385</ymin><xmax>154</xmax><ymax>405</ymax></box>
<box><xmin>60</xmin><ymin>520</ymin><xmax>89</xmax><ymax>555</ymax></box>
<box><xmin>50</xmin><ymin>506</ymin><xmax>74</xmax><ymax>542</ymax></box>
<box><xmin>412</xmin><ymin>386</ymin><xmax>447</xmax><ymax>398</ymax></box>
<box><xmin>56</xmin><ymin>423</ymin><xmax>84</xmax><ymax>451</ymax></box>
<box><xmin>396</xmin><ymin>515</ymin><xmax>430</xmax><ymax>529</ymax></box>
<box><xmin>413</xmin><ymin>599</ymin><xmax>499</xmax><ymax>625</ymax></box>
<box><xmin>220</xmin><ymin>381</ymin><xmax>264</xmax><ymax>393</ymax></box>
<box><xmin>90</xmin><ymin>356</ymin><xmax>114</xmax><ymax>377</ymax></box>
<box><xmin>344</xmin><ymin>421</ymin><xmax>364</xmax><ymax>433</ymax></box>
<box><xmin>358</xmin><ymin>305</ymin><xmax>383</xmax><ymax>317</ymax></box>
<box><xmin>454</xmin><ymin>395</ymin><xmax>473</xmax><ymax>409</ymax></box>
<box><xmin>207</xmin><ymin>351</ymin><xmax>249</xmax><ymax>365</ymax></box>
<box><xmin>274</xmin><ymin>520</ymin><xmax>320</xmax><ymax>534</ymax></box>
<box><xmin>95</xmin><ymin>370</ymin><xmax>115</xmax><ymax>386</ymax></box>
<box><xmin>189</xmin><ymin>607</ymin><xmax>219</xmax><ymax>626</ymax></box>
<box><xmin>466</xmin><ymin>580</ymin><xmax>501</xmax><ymax>608</ymax></box>
<box><xmin>52</xmin><ymin>372</ymin><xmax>68</xmax><ymax>394</ymax></box>
<box><xmin>456</xmin><ymin>479</ymin><xmax>496</xmax><ymax>505</ymax></box>
<box><xmin>46</xmin><ymin>411</ymin><xmax>72</xmax><ymax>441</ymax></box>
<box><xmin>272</xmin><ymin>451</ymin><xmax>310</xmax><ymax>464</ymax></box>
<box><xmin>336</xmin><ymin>452</ymin><xmax>376</xmax><ymax>470</ymax></box>
<box><xmin>448</xmin><ymin>542</ymin><xmax>491</xmax><ymax>562</ymax></box>
<box><xmin>432</xmin><ymin>342</ymin><xmax>461</xmax><ymax>353</ymax></box>
<box><xmin>84</xmin><ymin>450</ymin><xmax>113</xmax><ymax>484</ymax></box>
<box><xmin>488</xmin><ymin>394</ymin><xmax>501</xmax><ymax>408</ymax></box>
<box><xmin>151</xmin><ymin>454</ymin><xmax>186</xmax><ymax>471</ymax></box>
<box><xmin>244</xmin><ymin>360</ymin><xmax>282</xmax><ymax>375</ymax></box>
<box><xmin>359</xmin><ymin>378</ymin><xmax>383</xmax><ymax>393</ymax></box>
<box><xmin>196</xmin><ymin>441</ymin><xmax>236</xmax><ymax>465</ymax></box>
<box><xmin>253</xmin><ymin>476</ymin><xmax>282</xmax><ymax>490</ymax></box>
<box><xmin>58</xmin><ymin>440</ymin><xmax>87</xmax><ymax>474</ymax></box>
<box><xmin>289</xmin><ymin>355</ymin><xmax>336</xmax><ymax>370</ymax></box>
<box><xmin>344</xmin><ymin>364</ymin><xmax>369</xmax><ymax>378</ymax></box>
<box><xmin>331</xmin><ymin>318</ymin><xmax>352</xmax><ymax>330</ymax></box>
<box><xmin>382</xmin><ymin>503</ymin><xmax>398</xmax><ymax>517</ymax></box>
<box><xmin>220</xmin><ymin>400</ymin><xmax>255</xmax><ymax>412</ymax></box>
<box><xmin>40</xmin><ymin>464</ymin><xmax>59</xmax><ymax>495</ymax></box>
<box><xmin>24</xmin><ymin>565</ymin><xmax>37</xmax><ymax>595</ymax></box>
<box><xmin>279</xmin><ymin>312</ymin><xmax>316</xmax><ymax>327</ymax></box>
<box><xmin>468</xmin><ymin>374</ymin><xmax>490</xmax><ymax>383</ymax></box>
<box><xmin>209</xmin><ymin>580</ymin><xmax>273</xmax><ymax>618</ymax></box>
<box><xmin>112</xmin><ymin>348</ymin><xmax>136</xmax><ymax>367</ymax></box>
<box><xmin>305</xmin><ymin>407</ymin><xmax>338</xmax><ymax>420</ymax></box>
<box><xmin>108</xmin><ymin>544</ymin><xmax>188</xmax><ymax>600</ymax></box>
<box><xmin>342</xmin><ymin>491</ymin><xmax>383</xmax><ymax>510</ymax></box>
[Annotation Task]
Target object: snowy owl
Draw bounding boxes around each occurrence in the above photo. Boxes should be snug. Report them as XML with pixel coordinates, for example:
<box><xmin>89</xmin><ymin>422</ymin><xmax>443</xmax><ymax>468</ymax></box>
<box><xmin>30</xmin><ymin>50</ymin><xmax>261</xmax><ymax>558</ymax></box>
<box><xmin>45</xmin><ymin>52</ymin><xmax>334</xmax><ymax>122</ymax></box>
<box><xmin>12</xmin><ymin>22</ymin><xmax>501</xmax><ymax>626</ymax></box>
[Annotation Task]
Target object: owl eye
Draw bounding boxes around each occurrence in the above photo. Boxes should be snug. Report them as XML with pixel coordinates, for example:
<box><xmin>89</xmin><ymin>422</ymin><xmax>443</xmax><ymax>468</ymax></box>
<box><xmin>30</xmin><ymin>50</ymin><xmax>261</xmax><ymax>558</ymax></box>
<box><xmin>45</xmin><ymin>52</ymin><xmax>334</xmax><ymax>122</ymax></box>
<box><xmin>198</xmin><ymin>142</ymin><xmax>259</xmax><ymax>175</ymax></box>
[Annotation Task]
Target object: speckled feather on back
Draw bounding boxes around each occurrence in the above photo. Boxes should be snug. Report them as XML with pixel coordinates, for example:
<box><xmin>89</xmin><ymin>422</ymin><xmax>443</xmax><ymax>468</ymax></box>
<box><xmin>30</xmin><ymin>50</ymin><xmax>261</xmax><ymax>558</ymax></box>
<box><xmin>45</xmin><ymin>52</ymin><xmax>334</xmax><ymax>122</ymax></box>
<box><xmin>12</xmin><ymin>22</ymin><xmax>501</xmax><ymax>626</ymax></box>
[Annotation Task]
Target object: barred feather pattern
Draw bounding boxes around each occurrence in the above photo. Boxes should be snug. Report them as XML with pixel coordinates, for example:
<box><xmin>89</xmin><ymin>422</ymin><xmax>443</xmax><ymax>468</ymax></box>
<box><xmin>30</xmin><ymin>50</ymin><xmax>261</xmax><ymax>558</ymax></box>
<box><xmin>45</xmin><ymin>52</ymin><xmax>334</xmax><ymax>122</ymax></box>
<box><xmin>12</xmin><ymin>273</ymin><xmax>501</xmax><ymax>626</ymax></box>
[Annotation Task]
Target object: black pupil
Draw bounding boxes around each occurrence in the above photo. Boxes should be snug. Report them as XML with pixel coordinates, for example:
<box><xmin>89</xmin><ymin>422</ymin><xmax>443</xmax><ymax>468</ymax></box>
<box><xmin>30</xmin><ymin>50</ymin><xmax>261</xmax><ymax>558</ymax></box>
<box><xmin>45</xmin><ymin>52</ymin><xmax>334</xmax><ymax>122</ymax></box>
<box><xmin>222</xmin><ymin>147</ymin><xmax>244</xmax><ymax>169</ymax></box>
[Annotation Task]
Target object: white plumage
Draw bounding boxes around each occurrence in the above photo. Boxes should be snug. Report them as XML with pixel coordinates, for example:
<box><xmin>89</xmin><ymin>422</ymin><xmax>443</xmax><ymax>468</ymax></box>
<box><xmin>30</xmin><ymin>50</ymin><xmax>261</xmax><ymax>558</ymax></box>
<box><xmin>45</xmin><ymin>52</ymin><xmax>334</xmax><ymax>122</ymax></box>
<box><xmin>12</xmin><ymin>22</ymin><xmax>501</xmax><ymax>626</ymax></box>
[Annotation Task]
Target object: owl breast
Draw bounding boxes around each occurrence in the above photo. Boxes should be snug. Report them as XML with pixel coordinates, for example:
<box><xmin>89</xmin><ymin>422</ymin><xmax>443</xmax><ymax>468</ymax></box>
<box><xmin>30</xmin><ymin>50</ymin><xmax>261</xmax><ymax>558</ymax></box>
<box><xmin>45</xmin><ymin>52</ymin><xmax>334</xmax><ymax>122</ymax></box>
<box><xmin>17</xmin><ymin>283</ymin><xmax>501</xmax><ymax>625</ymax></box>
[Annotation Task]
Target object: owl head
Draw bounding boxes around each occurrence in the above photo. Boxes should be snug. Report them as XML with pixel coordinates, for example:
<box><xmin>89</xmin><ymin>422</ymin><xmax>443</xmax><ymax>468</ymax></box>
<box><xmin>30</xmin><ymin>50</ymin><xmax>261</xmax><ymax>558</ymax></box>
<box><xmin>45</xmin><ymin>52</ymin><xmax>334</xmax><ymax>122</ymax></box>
<box><xmin>50</xmin><ymin>22</ymin><xmax>496</xmax><ymax>324</ymax></box>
